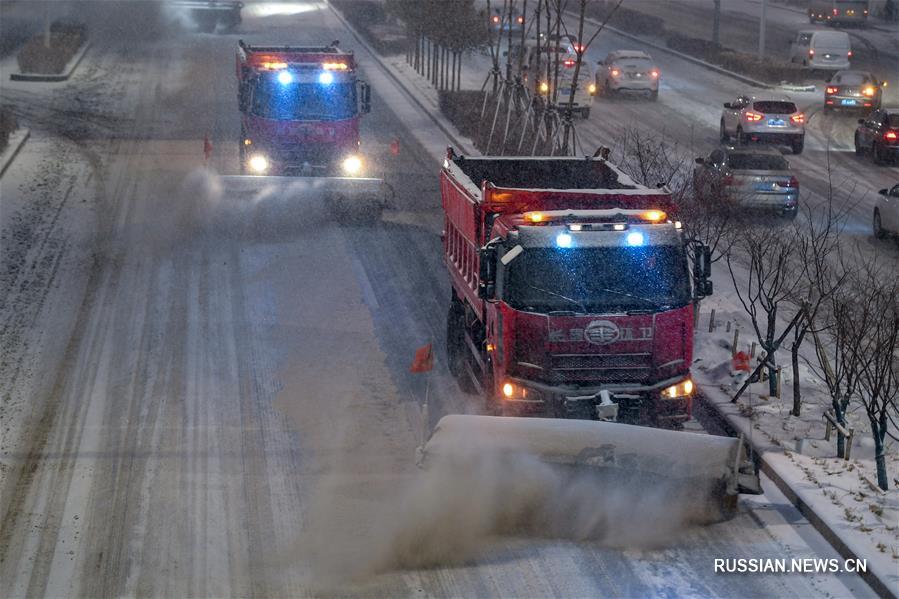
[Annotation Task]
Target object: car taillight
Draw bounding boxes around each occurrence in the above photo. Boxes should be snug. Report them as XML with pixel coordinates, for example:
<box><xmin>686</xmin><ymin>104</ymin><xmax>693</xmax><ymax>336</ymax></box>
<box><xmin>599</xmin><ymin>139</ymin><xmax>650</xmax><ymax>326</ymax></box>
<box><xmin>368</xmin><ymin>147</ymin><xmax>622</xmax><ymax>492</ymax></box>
<box><xmin>825</xmin><ymin>86</ymin><xmax>838</xmax><ymax>94</ymax></box>
<box><xmin>491</xmin><ymin>15</ymin><xmax>500</xmax><ymax>23</ymax></box>
<box><xmin>563</xmin><ymin>59</ymin><xmax>575</xmax><ymax>67</ymax></box>
<box><xmin>790</xmin><ymin>113</ymin><xmax>805</xmax><ymax>124</ymax></box>
<box><xmin>744</xmin><ymin>111</ymin><xmax>763</xmax><ymax>121</ymax></box>
<box><xmin>651</xmin><ymin>70</ymin><xmax>659</xmax><ymax>78</ymax></box>
<box><xmin>722</xmin><ymin>174</ymin><xmax>735</xmax><ymax>186</ymax></box>
<box><xmin>516</xmin><ymin>15</ymin><xmax>524</xmax><ymax>24</ymax></box>
<box><xmin>885</xmin><ymin>130</ymin><xmax>898</xmax><ymax>141</ymax></box>
<box><xmin>863</xmin><ymin>86</ymin><xmax>875</xmax><ymax>96</ymax></box>
<box><xmin>833</xmin><ymin>8</ymin><xmax>839</xmax><ymax>15</ymax></box>
<box><xmin>787</xmin><ymin>176</ymin><xmax>799</xmax><ymax>188</ymax></box>
<box><xmin>848</xmin><ymin>50</ymin><xmax>853</xmax><ymax>58</ymax></box>
<box><xmin>611</xmin><ymin>69</ymin><xmax>620</xmax><ymax>77</ymax></box>
<box><xmin>809</xmin><ymin>49</ymin><xmax>815</xmax><ymax>56</ymax></box>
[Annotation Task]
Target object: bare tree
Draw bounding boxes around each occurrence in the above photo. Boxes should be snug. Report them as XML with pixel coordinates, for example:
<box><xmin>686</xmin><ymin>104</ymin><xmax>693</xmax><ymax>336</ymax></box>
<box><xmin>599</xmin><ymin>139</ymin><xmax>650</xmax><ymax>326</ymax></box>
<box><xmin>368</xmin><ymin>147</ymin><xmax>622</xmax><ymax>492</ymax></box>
<box><xmin>727</xmin><ymin>224</ymin><xmax>805</xmax><ymax>397</ymax></box>
<box><xmin>838</xmin><ymin>262</ymin><xmax>899</xmax><ymax>490</ymax></box>
<box><xmin>783</xmin><ymin>200</ymin><xmax>848</xmax><ymax>416</ymax></box>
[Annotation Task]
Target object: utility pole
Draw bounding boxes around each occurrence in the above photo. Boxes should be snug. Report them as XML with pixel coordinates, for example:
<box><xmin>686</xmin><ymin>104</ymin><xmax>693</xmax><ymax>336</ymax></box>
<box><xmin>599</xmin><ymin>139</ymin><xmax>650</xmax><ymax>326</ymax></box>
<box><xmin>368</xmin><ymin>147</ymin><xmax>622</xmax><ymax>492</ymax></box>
<box><xmin>758</xmin><ymin>0</ymin><xmax>767</xmax><ymax>59</ymax></box>
<box><xmin>712</xmin><ymin>0</ymin><xmax>721</xmax><ymax>46</ymax></box>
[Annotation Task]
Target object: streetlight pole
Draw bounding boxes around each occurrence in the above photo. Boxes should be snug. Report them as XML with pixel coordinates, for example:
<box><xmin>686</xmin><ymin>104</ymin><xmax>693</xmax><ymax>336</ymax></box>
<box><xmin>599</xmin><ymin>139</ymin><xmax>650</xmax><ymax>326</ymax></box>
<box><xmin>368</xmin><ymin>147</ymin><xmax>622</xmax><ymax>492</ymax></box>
<box><xmin>758</xmin><ymin>0</ymin><xmax>767</xmax><ymax>59</ymax></box>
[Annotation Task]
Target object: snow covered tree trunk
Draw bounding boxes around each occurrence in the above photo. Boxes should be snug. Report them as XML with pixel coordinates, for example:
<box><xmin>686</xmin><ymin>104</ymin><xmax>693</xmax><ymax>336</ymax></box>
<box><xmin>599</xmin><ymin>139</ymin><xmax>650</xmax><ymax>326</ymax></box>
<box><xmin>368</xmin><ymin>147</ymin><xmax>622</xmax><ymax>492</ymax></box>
<box><xmin>791</xmin><ymin>338</ymin><xmax>801</xmax><ymax>416</ymax></box>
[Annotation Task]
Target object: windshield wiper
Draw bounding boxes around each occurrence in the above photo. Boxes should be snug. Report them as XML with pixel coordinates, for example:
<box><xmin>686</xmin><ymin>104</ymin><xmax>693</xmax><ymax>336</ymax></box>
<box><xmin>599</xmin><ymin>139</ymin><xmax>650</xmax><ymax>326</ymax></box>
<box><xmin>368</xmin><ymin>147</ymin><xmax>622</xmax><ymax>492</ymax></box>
<box><xmin>522</xmin><ymin>283</ymin><xmax>588</xmax><ymax>313</ymax></box>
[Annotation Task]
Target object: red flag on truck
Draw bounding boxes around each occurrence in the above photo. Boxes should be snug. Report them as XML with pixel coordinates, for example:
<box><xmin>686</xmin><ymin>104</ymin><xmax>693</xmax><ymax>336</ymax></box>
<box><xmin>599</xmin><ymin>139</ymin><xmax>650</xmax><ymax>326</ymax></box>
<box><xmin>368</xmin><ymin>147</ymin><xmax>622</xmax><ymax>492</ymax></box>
<box><xmin>410</xmin><ymin>343</ymin><xmax>433</xmax><ymax>373</ymax></box>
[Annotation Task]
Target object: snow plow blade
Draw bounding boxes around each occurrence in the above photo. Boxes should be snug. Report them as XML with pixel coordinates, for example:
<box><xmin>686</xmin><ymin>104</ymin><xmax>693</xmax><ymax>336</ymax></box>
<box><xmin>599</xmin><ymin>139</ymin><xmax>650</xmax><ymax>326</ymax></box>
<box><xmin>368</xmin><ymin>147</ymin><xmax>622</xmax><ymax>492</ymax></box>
<box><xmin>219</xmin><ymin>175</ymin><xmax>392</xmax><ymax>224</ymax></box>
<box><xmin>420</xmin><ymin>415</ymin><xmax>761</xmax><ymax>524</ymax></box>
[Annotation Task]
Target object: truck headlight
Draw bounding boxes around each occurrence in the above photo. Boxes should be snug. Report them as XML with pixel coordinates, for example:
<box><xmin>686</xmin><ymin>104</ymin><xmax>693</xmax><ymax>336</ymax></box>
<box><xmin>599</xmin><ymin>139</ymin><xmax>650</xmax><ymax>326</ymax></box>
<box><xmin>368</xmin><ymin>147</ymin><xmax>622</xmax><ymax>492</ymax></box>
<box><xmin>662</xmin><ymin>378</ymin><xmax>694</xmax><ymax>399</ymax></box>
<box><xmin>248</xmin><ymin>154</ymin><xmax>269</xmax><ymax>174</ymax></box>
<box><xmin>342</xmin><ymin>155</ymin><xmax>363</xmax><ymax>176</ymax></box>
<box><xmin>501</xmin><ymin>381</ymin><xmax>540</xmax><ymax>401</ymax></box>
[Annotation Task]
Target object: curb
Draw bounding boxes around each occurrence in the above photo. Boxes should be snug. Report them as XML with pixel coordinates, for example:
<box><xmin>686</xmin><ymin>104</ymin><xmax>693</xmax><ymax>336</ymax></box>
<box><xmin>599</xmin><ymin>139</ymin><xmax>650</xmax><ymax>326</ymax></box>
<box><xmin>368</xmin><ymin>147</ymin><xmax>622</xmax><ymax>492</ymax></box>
<box><xmin>325</xmin><ymin>2</ymin><xmax>475</xmax><ymax>156</ymax></box>
<box><xmin>695</xmin><ymin>376</ymin><xmax>896</xmax><ymax>599</ymax></box>
<box><xmin>10</xmin><ymin>41</ymin><xmax>90</xmax><ymax>82</ymax></box>
<box><xmin>571</xmin><ymin>11</ymin><xmax>775</xmax><ymax>90</ymax></box>
<box><xmin>0</xmin><ymin>128</ymin><xmax>30</xmax><ymax>178</ymax></box>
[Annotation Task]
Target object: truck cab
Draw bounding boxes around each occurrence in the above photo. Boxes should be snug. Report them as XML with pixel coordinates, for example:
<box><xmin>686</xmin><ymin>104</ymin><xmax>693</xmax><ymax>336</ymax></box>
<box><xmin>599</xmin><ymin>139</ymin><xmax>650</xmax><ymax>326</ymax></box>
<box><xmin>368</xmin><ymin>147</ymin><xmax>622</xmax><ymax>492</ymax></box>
<box><xmin>442</xmin><ymin>152</ymin><xmax>712</xmax><ymax>427</ymax></box>
<box><xmin>236</xmin><ymin>40</ymin><xmax>372</xmax><ymax>176</ymax></box>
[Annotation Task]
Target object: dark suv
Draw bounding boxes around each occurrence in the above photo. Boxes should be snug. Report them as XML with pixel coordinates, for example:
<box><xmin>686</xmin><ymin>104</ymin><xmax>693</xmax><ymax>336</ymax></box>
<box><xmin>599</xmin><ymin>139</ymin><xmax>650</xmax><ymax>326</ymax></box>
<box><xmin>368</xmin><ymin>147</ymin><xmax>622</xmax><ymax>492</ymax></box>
<box><xmin>855</xmin><ymin>109</ymin><xmax>899</xmax><ymax>165</ymax></box>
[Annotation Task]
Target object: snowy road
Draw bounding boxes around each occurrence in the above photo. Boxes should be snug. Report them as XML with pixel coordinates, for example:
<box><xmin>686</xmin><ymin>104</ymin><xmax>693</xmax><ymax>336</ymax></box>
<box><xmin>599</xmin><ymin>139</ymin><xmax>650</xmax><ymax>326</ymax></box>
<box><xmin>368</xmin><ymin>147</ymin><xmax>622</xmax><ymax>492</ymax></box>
<box><xmin>0</xmin><ymin>1</ymin><xmax>882</xmax><ymax>596</ymax></box>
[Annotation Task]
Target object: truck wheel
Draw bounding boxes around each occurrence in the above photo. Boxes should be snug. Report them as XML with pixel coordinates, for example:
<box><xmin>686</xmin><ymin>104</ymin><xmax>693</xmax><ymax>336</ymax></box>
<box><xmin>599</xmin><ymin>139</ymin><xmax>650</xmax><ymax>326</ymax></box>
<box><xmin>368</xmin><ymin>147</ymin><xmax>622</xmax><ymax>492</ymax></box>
<box><xmin>446</xmin><ymin>302</ymin><xmax>478</xmax><ymax>395</ymax></box>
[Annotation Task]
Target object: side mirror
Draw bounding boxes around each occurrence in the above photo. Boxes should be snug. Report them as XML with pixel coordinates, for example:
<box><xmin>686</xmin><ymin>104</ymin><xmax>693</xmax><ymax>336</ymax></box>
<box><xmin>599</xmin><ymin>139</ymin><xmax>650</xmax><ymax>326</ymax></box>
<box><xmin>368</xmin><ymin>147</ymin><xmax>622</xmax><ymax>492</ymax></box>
<box><xmin>695</xmin><ymin>157</ymin><xmax>705</xmax><ymax>165</ymax></box>
<box><xmin>360</xmin><ymin>81</ymin><xmax>371</xmax><ymax>114</ymax></box>
<box><xmin>693</xmin><ymin>243</ymin><xmax>712</xmax><ymax>280</ymax></box>
<box><xmin>723</xmin><ymin>102</ymin><xmax>732</xmax><ymax>109</ymax></box>
<box><xmin>879</xmin><ymin>188</ymin><xmax>888</xmax><ymax>196</ymax></box>
<box><xmin>478</xmin><ymin>246</ymin><xmax>497</xmax><ymax>301</ymax></box>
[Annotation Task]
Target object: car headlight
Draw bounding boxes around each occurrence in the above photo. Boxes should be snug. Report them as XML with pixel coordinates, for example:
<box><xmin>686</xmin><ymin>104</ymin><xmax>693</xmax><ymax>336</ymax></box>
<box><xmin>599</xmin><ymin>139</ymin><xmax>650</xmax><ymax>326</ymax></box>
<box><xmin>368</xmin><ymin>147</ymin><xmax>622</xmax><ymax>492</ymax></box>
<box><xmin>588</xmin><ymin>83</ymin><xmax>597</xmax><ymax>95</ymax></box>
<box><xmin>248</xmin><ymin>154</ymin><xmax>269</xmax><ymax>174</ymax></box>
<box><xmin>539</xmin><ymin>81</ymin><xmax>549</xmax><ymax>93</ymax></box>
<box><xmin>342</xmin><ymin>155</ymin><xmax>363</xmax><ymax>176</ymax></box>
<box><xmin>662</xmin><ymin>378</ymin><xmax>694</xmax><ymax>399</ymax></box>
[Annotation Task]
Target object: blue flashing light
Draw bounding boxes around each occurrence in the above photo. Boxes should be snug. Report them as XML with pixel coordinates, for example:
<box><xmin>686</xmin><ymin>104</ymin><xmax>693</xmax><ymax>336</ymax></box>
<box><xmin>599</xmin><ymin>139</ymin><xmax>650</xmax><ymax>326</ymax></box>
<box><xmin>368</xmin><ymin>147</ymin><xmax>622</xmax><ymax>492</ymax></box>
<box><xmin>556</xmin><ymin>232</ymin><xmax>573</xmax><ymax>248</ymax></box>
<box><xmin>277</xmin><ymin>70</ymin><xmax>294</xmax><ymax>85</ymax></box>
<box><xmin>318</xmin><ymin>71</ymin><xmax>334</xmax><ymax>85</ymax></box>
<box><xmin>626</xmin><ymin>231</ymin><xmax>645</xmax><ymax>247</ymax></box>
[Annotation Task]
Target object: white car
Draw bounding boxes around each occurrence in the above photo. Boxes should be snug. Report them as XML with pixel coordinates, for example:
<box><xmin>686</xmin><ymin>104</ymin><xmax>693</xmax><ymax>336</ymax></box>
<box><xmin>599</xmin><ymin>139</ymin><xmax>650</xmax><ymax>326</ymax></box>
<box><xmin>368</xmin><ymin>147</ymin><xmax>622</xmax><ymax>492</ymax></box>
<box><xmin>874</xmin><ymin>183</ymin><xmax>899</xmax><ymax>241</ymax></box>
<box><xmin>720</xmin><ymin>95</ymin><xmax>806</xmax><ymax>154</ymax></box>
<box><xmin>789</xmin><ymin>30</ymin><xmax>851</xmax><ymax>70</ymax></box>
<box><xmin>596</xmin><ymin>50</ymin><xmax>659</xmax><ymax>100</ymax></box>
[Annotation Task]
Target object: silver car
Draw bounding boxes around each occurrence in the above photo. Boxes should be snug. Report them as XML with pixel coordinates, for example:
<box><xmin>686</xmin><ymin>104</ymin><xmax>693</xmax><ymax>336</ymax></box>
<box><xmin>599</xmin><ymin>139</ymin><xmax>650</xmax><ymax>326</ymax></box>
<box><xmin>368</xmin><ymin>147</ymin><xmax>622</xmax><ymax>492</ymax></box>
<box><xmin>596</xmin><ymin>50</ymin><xmax>660</xmax><ymax>100</ymax></box>
<box><xmin>720</xmin><ymin>95</ymin><xmax>806</xmax><ymax>154</ymax></box>
<box><xmin>874</xmin><ymin>183</ymin><xmax>899</xmax><ymax>241</ymax></box>
<box><xmin>693</xmin><ymin>146</ymin><xmax>799</xmax><ymax>218</ymax></box>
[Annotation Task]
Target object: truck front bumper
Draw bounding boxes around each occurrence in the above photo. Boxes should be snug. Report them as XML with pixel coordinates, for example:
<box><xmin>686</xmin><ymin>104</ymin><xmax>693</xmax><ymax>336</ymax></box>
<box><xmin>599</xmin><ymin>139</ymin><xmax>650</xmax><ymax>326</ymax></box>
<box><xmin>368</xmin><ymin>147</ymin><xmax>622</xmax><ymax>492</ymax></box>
<box><xmin>498</xmin><ymin>375</ymin><xmax>693</xmax><ymax>427</ymax></box>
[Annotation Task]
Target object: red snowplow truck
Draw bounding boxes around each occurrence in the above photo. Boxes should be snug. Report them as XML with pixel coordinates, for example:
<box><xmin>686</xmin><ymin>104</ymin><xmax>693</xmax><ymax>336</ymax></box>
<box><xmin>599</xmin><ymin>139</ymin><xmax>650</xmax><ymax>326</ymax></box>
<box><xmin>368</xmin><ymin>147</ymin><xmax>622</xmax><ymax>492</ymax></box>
<box><xmin>236</xmin><ymin>40</ymin><xmax>372</xmax><ymax>178</ymax></box>
<box><xmin>442</xmin><ymin>149</ymin><xmax>713</xmax><ymax>427</ymax></box>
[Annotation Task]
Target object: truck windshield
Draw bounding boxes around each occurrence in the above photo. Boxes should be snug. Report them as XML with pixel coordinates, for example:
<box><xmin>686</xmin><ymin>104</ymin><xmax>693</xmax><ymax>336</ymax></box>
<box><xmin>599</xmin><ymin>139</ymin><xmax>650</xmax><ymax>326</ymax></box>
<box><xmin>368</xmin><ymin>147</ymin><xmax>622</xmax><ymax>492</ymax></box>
<box><xmin>504</xmin><ymin>245</ymin><xmax>691</xmax><ymax>313</ymax></box>
<box><xmin>251</xmin><ymin>79</ymin><xmax>357</xmax><ymax>120</ymax></box>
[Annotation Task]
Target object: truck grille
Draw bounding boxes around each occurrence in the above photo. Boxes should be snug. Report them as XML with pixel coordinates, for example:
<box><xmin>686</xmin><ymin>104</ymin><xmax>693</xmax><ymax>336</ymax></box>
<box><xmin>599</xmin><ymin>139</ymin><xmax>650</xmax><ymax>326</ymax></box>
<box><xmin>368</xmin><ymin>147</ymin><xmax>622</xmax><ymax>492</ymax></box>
<box><xmin>544</xmin><ymin>353</ymin><xmax>653</xmax><ymax>384</ymax></box>
<box><xmin>273</xmin><ymin>142</ymin><xmax>339</xmax><ymax>167</ymax></box>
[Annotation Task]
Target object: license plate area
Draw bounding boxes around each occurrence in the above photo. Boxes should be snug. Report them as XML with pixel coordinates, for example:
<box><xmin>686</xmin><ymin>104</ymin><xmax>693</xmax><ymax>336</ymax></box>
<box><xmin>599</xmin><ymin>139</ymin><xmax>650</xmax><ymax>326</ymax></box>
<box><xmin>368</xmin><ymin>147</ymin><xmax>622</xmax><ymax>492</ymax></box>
<box><xmin>768</xmin><ymin>118</ymin><xmax>786</xmax><ymax>127</ymax></box>
<box><xmin>841</xmin><ymin>99</ymin><xmax>857</xmax><ymax>106</ymax></box>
